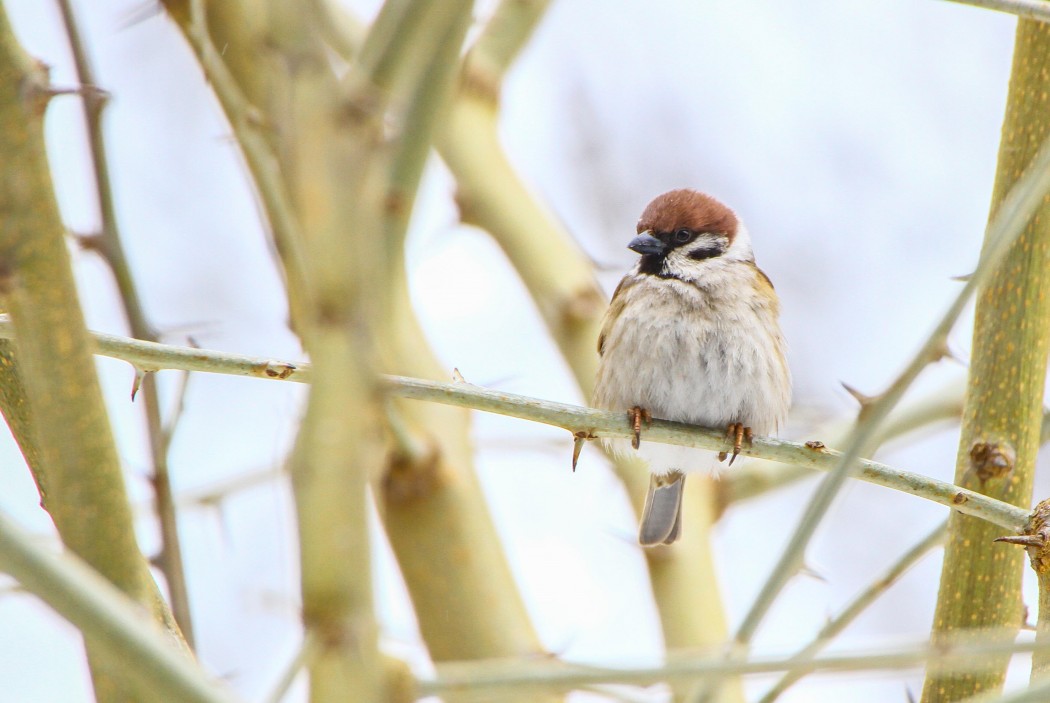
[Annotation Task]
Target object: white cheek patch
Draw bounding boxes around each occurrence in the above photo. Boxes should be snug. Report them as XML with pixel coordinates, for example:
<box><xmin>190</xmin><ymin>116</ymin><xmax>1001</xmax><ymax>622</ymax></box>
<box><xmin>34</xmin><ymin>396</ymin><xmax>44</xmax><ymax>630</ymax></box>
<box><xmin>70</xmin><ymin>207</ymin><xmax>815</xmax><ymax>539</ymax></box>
<box><xmin>661</xmin><ymin>240</ymin><xmax>729</xmax><ymax>281</ymax></box>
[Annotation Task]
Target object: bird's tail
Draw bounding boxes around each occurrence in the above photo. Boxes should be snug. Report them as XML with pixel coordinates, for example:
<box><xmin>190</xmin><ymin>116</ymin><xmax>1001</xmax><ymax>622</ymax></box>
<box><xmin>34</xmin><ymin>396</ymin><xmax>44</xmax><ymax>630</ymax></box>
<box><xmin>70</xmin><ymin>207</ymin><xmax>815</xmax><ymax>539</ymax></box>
<box><xmin>639</xmin><ymin>471</ymin><xmax>685</xmax><ymax>546</ymax></box>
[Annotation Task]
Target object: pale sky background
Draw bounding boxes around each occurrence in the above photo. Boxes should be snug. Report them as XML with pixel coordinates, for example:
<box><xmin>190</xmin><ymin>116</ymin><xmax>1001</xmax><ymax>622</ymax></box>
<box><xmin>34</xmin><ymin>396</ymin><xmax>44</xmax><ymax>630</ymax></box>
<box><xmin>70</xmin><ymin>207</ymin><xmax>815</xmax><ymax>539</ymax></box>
<box><xmin>1</xmin><ymin>1</ymin><xmax>1047</xmax><ymax>702</ymax></box>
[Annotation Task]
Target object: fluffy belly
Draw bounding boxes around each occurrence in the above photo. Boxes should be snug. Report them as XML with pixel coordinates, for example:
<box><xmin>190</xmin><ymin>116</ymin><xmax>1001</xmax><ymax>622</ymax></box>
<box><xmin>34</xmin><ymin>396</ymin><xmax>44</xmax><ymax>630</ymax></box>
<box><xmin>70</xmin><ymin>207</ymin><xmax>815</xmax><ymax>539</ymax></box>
<box><xmin>593</xmin><ymin>285</ymin><xmax>786</xmax><ymax>476</ymax></box>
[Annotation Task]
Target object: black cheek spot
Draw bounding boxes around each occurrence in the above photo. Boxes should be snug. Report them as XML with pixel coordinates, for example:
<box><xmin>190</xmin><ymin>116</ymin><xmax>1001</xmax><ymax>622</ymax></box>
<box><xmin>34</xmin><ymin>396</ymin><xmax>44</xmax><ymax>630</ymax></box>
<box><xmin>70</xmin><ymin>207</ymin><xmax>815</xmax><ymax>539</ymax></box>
<box><xmin>688</xmin><ymin>246</ymin><xmax>722</xmax><ymax>261</ymax></box>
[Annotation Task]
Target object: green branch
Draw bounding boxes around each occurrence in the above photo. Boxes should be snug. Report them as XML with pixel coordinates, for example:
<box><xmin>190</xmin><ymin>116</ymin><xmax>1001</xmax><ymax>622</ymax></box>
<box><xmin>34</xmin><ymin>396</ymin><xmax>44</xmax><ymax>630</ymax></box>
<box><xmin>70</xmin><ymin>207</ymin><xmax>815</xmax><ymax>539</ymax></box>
<box><xmin>923</xmin><ymin>20</ymin><xmax>1050</xmax><ymax>702</ymax></box>
<box><xmin>0</xmin><ymin>319</ymin><xmax>1027</xmax><ymax>533</ymax></box>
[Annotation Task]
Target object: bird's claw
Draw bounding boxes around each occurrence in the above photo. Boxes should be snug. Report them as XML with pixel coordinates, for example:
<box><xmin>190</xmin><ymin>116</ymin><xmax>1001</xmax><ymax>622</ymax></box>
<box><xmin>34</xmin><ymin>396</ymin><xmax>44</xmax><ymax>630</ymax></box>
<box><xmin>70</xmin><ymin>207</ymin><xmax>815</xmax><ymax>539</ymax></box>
<box><xmin>629</xmin><ymin>406</ymin><xmax>651</xmax><ymax>450</ymax></box>
<box><xmin>720</xmin><ymin>422</ymin><xmax>753</xmax><ymax>466</ymax></box>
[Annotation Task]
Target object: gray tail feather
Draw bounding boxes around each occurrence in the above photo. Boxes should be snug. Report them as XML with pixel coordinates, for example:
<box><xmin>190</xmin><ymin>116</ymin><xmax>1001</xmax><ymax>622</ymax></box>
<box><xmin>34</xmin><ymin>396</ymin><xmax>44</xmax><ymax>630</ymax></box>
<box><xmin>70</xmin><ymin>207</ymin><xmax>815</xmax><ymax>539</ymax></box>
<box><xmin>639</xmin><ymin>472</ymin><xmax>685</xmax><ymax>546</ymax></box>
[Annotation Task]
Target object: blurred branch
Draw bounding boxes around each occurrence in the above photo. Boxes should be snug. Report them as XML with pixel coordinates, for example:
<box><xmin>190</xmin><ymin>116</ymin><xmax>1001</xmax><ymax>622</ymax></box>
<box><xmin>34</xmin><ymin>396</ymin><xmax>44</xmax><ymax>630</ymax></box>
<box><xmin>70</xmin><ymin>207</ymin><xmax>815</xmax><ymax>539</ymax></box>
<box><xmin>757</xmin><ymin>520</ymin><xmax>947</xmax><ymax>703</ymax></box>
<box><xmin>732</xmin><ymin>112</ymin><xmax>1050</xmax><ymax>652</ymax></box>
<box><xmin>0</xmin><ymin>510</ymin><xmax>242</xmax><ymax>703</ymax></box>
<box><xmin>212</xmin><ymin>0</ymin><xmax>387</xmax><ymax>696</ymax></box>
<box><xmin>54</xmin><ymin>0</ymin><xmax>194</xmax><ymax>646</ymax></box>
<box><xmin>0</xmin><ymin>7</ymin><xmax>186</xmax><ymax>699</ymax></box>
<box><xmin>923</xmin><ymin>20</ymin><xmax>1050</xmax><ymax>702</ymax></box>
<box><xmin>176</xmin><ymin>0</ymin><xmax>311</xmax><ymax>324</ymax></box>
<box><xmin>19</xmin><ymin>321</ymin><xmax>1030</xmax><ymax>533</ymax></box>
<box><xmin>372</xmin><ymin>32</ymin><xmax>552</xmax><ymax>683</ymax></box>
<box><xmin>168</xmin><ymin>0</ymin><xmax>561</xmax><ymax>682</ymax></box>
<box><xmin>941</xmin><ymin>0</ymin><xmax>1050</xmax><ymax>22</ymax></box>
<box><xmin>420</xmin><ymin>633</ymin><xmax>1050</xmax><ymax>698</ymax></box>
<box><xmin>444</xmin><ymin>21</ymin><xmax>606</xmax><ymax>396</ymax></box>
<box><xmin>264</xmin><ymin>633</ymin><xmax>319</xmax><ymax>703</ymax></box>
<box><xmin>457</xmin><ymin>4</ymin><xmax>741</xmax><ymax>694</ymax></box>
<box><xmin>300</xmin><ymin>5</ymin><xmax>737</xmax><ymax>691</ymax></box>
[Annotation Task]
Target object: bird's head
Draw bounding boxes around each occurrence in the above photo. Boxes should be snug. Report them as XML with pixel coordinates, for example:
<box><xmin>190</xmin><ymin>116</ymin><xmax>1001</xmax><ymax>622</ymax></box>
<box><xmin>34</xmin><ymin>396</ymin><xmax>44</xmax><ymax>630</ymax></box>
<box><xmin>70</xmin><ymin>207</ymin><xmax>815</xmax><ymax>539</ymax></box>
<box><xmin>629</xmin><ymin>189</ymin><xmax>753</xmax><ymax>280</ymax></box>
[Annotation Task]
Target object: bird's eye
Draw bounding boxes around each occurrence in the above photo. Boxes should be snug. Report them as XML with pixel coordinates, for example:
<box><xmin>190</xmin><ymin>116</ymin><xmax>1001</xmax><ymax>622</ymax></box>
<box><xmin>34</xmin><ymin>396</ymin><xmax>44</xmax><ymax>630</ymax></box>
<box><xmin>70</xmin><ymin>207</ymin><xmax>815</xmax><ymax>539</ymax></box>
<box><xmin>674</xmin><ymin>228</ymin><xmax>694</xmax><ymax>243</ymax></box>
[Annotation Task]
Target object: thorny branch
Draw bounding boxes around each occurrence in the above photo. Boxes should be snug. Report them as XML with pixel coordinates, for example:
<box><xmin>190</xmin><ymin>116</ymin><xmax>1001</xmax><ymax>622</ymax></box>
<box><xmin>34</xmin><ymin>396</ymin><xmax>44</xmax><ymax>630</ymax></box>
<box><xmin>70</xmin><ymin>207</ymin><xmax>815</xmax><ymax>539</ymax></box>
<box><xmin>0</xmin><ymin>318</ymin><xmax>1029</xmax><ymax>535</ymax></box>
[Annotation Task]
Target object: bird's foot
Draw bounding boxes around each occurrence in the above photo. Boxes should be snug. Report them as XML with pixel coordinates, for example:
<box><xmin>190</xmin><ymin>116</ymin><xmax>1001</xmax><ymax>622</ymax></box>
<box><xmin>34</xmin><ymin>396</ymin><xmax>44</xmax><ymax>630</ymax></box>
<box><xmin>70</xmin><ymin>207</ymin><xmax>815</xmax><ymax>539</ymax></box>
<box><xmin>718</xmin><ymin>422</ymin><xmax>753</xmax><ymax>466</ymax></box>
<box><xmin>629</xmin><ymin>406</ymin><xmax>652</xmax><ymax>450</ymax></box>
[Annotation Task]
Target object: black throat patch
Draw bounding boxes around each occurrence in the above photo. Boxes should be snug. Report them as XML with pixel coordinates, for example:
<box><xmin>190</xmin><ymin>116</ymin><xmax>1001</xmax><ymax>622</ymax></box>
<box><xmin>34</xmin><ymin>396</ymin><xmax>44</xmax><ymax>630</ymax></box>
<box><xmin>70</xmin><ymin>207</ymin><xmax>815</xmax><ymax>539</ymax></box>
<box><xmin>637</xmin><ymin>254</ymin><xmax>665</xmax><ymax>276</ymax></box>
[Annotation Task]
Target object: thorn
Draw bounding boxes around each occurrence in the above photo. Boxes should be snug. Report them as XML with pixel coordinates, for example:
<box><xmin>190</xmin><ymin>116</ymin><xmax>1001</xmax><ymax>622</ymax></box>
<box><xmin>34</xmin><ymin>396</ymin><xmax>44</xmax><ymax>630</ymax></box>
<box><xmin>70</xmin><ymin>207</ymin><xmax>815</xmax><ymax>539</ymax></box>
<box><xmin>995</xmin><ymin>534</ymin><xmax>1046</xmax><ymax>548</ymax></box>
<box><xmin>131</xmin><ymin>367</ymin><xmax>147</xmax><ymax>401</ymax></box>
<box><xmin>572</xmin><ymin>436</ymin><xmax>584</xmax><ymax>472</ymax></box>
<box><xmin>43</xmin><ymin>85</ymin><xmax>81</xmax><ymax>99</ymax></box>
<box><xmin>950</xmin><ymin>271</ymin><xmax>973</xmax><ymax>283</ymax></box>
<box><xmin>451</xmin><ymin>368</ymin><xmax>466</xmax><ymax>383</ymax></box>
<box><xmin>799</xmin><ymin>562</ymin><xmax>827</xmax><ymax>583</ymax></box>
<box><xmin>571</xmin><ymin>431</ymin><xmax>596</xmax><ymax>472</ymax></box>
<box><xmin>841</xmin><ymin>381</ymin><xmax>874</xmax><ymax>408</ymax></box>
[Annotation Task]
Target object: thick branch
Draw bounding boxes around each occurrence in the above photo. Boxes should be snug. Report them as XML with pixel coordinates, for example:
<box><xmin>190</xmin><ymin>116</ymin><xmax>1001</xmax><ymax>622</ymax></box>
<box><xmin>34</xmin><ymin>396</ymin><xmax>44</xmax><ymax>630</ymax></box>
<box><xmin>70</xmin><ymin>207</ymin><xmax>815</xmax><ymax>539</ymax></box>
<box><xmin>923</xmin><ymin>19</ymin><xmax>1050</xmax><ymax>703</ymax></box>
<box><xmin>0</xmin><ymin>7</ymin><xmax>186</xmax><ymax>699</ymax></box>
<box><xmin>54</xmin><ymin>0</ymin><xmax>194</xmax><ymax>646</ymax></box>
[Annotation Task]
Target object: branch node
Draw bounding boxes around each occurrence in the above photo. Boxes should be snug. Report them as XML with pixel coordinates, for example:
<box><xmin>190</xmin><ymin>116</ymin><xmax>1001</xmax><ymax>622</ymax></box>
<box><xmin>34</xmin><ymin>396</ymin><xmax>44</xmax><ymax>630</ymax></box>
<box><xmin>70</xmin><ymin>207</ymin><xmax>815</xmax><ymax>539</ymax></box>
<box><xmin>383</xmin><ymin>441</ymin><xmax>443</xmax><ymax>503</ymax></box>
<box><xmin>996</xmin><ymin>499</ymin><xmax>1050</xmax><ymax>574</ymax></box>
<box><xmin>969</xmin><ymin>441</ymin><xmax>1016</xmax><ymax>483</ymax></box>
<box><xmin>561</xmin><ymin>285</ymin><xmax>605</xmax><ymax>325</ymax></box>
<box><xmin>20</xmin><ymin>59</ymin><xmax>56</xmax><ymax>115</ymax></box>
<box><xmin>260</xmin><ymin>360</ymin><xmax>297</xmax><ymax>380</ymax></box>
<box><xmin>75</xmin><ymin>231</ymin><xmax>105</xmax><ymax>253</ymax></box>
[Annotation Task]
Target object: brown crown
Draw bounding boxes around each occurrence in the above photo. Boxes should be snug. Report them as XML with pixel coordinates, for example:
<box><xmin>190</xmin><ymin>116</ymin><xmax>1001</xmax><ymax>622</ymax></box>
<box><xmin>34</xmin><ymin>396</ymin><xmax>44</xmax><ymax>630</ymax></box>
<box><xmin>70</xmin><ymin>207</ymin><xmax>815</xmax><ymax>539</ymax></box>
<box><xmin>636</xmin><ymin>189</ymin><xmax>738</xmax><ymax>240</ymax></box>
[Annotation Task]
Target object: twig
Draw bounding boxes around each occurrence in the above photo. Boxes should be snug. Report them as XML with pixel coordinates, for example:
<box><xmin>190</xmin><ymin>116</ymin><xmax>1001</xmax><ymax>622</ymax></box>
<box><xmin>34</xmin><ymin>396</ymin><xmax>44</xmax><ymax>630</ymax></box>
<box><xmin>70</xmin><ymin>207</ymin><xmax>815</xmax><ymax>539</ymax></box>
<box><xmin>0</xmin><ymin>319</ymin><xmax>1027</xmax><ymax>533</ymax></box>
<box><xmin>723</xmin><ymin>380</ymin><xmax>965</xmax><ymax>509</ymax></box>
<box><xmin>419</xmin><ymin>633</ymin><xmax>1050</xmax><ymax>697</ymax></box>
<box><xmin>757</xmin><ymin>521</ymin><xmax>947</xmax><ymax>702</ymax></box>
<box><xmin>181</xmin><ymin>0</ymin><xmax>311</xmax><ymax>324</ymax></box>
<box><xmin>940</xmin><ymin>0</ymin><xmax>1050</xmax><ymax>23</ymax></box>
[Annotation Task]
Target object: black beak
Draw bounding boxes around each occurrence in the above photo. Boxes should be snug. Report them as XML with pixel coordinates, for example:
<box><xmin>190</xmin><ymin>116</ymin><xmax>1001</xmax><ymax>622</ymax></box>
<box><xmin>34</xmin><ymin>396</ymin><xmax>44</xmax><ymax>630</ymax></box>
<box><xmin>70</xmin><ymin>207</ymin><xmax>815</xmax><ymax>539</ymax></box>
<box><xmin>628</xmin><ymin>232</ymin><xmax>666</xmax><ymax>257</ymax></box>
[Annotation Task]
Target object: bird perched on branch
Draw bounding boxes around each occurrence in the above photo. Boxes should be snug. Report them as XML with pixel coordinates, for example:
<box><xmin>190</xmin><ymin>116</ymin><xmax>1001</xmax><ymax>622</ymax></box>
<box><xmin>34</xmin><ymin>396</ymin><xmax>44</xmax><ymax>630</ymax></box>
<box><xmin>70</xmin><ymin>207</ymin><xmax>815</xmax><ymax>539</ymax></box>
<box><xmin>593</xmin><ymin>189</ymin><xmax>791</xmax><ymax>546</ymax></box>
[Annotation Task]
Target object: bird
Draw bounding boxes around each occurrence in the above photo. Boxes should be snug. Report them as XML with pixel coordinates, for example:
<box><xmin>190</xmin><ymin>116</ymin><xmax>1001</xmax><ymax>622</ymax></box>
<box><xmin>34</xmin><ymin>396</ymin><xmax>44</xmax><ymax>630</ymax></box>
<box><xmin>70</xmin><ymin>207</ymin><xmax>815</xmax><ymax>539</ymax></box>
<box><xmin>593</xmin><ymin>189</ymin><xmax>791</xmax><ymax>546</ymax></box>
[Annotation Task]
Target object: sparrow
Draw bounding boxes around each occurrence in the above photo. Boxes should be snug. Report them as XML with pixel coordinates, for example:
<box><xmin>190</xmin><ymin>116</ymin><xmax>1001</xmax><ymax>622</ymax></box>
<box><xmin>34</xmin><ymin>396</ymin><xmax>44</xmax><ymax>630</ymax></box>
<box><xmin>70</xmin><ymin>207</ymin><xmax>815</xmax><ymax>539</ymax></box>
<box><xmin>593</xmin><ymin>189</ymin><xmax>791</xmax><ymax>546</ymax></box>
